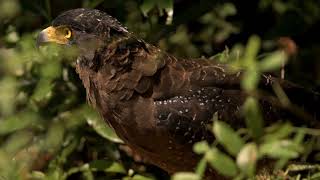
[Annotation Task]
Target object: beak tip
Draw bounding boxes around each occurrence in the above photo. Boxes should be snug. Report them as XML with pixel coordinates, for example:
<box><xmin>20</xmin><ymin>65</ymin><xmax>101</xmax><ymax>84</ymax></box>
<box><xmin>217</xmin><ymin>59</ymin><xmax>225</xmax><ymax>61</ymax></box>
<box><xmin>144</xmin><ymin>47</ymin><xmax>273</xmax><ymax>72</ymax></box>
<box><xmin>36</xmin><ymin>31</ymin><xmax>48</xmax><ymax>48</ymax></box>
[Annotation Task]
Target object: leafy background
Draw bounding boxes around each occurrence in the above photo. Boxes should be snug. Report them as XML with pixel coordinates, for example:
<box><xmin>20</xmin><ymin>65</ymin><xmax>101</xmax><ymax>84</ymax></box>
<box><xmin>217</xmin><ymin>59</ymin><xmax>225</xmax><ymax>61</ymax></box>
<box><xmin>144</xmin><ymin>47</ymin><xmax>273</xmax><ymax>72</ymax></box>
<box><xmin>0</xmin><ymin>0</ymin><xmax>320</xmax><ymax>179</ymax></box>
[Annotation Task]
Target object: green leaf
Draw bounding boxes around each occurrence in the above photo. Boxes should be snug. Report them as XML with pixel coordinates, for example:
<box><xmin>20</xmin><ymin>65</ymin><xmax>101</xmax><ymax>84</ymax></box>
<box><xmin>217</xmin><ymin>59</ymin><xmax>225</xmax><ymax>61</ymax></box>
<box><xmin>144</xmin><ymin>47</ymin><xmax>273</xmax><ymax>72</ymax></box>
<box><xmin>45</xmin><ymin>121</ymin><xmax>65</xmax><ymax>151</ymax></box>
<box><xmin>40</xmin><ymin>60</ymin><xmax>62</xmax><ymax>79</ymax></box>
<box><xmin>212</xmin><ymin>120</ymin><xmax>245</xmax><ymax>156</ymax></box>
<box><xmin>3</xmin><ymin>130</ymin><xmax>33</xmax><ymax>155</ymax></box>
<box><xmin>30</xmin><ymin>171</ymin><xmax>46</xmax><ymax>179</ymax></box>
<box><xmin>263</xmin><ymin>122</ymin><xmax>293</xmax><ymax>141</ymax></box>
<box><xmin>244</xmin><ymin>35</ymin><xmax>261</xmax><ymax>64</ymax></box>
<box><xmin>240</xmin><ymin>36</ymin><xmax>262</xmax><ymax>92</ymax></box>
<box><xmin>38</xmin><ymin>43</ymin><xmax>63</xmax><ymax>62</ymax></box>
<box><xmin>132</xmin><ymin>174</ymin><xmax>156</xmax><ymax>180</ymax></box>
<box><xmin>157</xmin><ymin>0</ymin><xmax>174</xmax><ymax>24</ymax></box>
<box><xmin>219</xmin><ymin>3</ymin><xmax>237</xmax><ymax>17</ymax></box>
<box><xmin>140</xmin><ymin>0</ymin><xmax>174</xmax><ymax>24</ymax></box>
<box><xmin>286</xmin><ymin>163</ymin><xmax>320</xmax><ymax>173</ymax></box>
<box><xmin>241</xmin><ymin>69</ymin><xmax>260</xmax><ymax>91</ymax></box>
<box><xmin>0</xmin><ymin>150</ymin><xmax>21</xmax><ymax>180</ymax></box>
<box><xmin>0</xmin><ymin>0</ymin><xmax>20</xmax><ymax>20</ymax></box>
<box><xmin>157</xmin><ymin>0</ymin><xmax>173</xmax><ymax>12</ymax></box>
<box><xmin>0</xmin><ymin>110</ymin><xmax>39</xmax><ymax>135</ymax></box>
<box><xmin>236</xmin><ymin>143</ymin><xmax>258</xmax><ymax>177</ymax></box>
<box><xmin>140</xmin><ymin>0</ymin><xmax>156</xmax><ymax>16</ymax></box>
<box><xmin>85</xmin><ymin>107</ymin><xmax>123</xmax><ymax>143</ymax></box>
<box><xmin>55</xmin><ymin>134</ymin><xmax>80</xmax><ymax>165</ymax></box>
<box><xmin>274</xmin><ymin>157</ymin><xmax>290</xmax><ymax>170</ymax></box>
<box><xmin>0</xmin><ymin>76</ymin><xmax>17</xmax><ymax>116</ymax></box>
<box><xmin>31</xmin><ymin>78</ymin><xmax>54</xmax><ymax>107</ymax></box>
<box><xmin>311</xmin><ymin>172</ymin><xmax>320</xmax><ymax>179</ymax></box>
<box><xmin>171</xmin><ymin>172</ymin><xmax>201</xmax><ymax>180</ymax></box>
<box><xmin>193</xmin><ymin>141</ymin><xmax>210</xmax><ymax>154</ymax></box>
<box><xmin>195</xmin><ymin>157</ymin><xmax>207</xmax><ymax>178</ymax></box>
<box><xmin>82</xmin><ymin>170</ymin><xmax>94</xmax><ymax>180</ymax></box>
<box><xmin>63</xmin><ymin>164</ymin><xmax>91</xmax><ymax>179</ymax></box>
<box><xmin>205</xmin><ymin>148</ymin><xmax>238</xmax><ymax>177</ymax></box>
<box><xmin>272</xmin><ymin>82</ymin><xmax>290</xmax><ymax>106</ymax></box>
<box><xmin>89</xmin><ymin>160</ymin><xmax>126</xmax><ymax>174</ymax></box>
<box><xmin>259</xmin><ymin>140</ymin><xmax>302</xmax><ymax>159</ymax></box>
<box><xmin>59</xmin><ymin>105</ymin><xmax>90</xmax><ymax>129</ymax></box>
<box><xmin>293</xmin><ymin>128</ymin><xmax>306</xmax><ymax>144</ymax></box>
<box><xmin>243</xmin><ymin>97</ymin><xmax>264</xmax><ymax>139</ymax></box>
<box><xmin>259</xmin><ymin>51</ymin><xmax>287</xmax><ymax>72</ymax></box>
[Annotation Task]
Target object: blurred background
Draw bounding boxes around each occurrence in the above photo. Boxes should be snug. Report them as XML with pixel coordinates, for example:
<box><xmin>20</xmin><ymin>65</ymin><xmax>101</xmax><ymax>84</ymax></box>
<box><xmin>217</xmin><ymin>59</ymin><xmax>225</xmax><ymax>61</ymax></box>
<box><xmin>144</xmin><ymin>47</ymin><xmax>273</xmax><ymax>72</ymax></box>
<box><xmin>0</xmin><ymin>0</ymin><xmax>320</xmax><ymax>179</ymax></box>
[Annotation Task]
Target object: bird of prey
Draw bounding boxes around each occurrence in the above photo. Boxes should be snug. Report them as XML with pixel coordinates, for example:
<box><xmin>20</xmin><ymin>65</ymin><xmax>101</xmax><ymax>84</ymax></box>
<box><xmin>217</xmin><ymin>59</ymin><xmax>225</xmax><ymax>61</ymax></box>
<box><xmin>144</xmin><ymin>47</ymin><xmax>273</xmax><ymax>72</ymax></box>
<box><xmin>37</xmin><ymin>8</ymin><xmax>319</xmax><ymax>179</ymax></box>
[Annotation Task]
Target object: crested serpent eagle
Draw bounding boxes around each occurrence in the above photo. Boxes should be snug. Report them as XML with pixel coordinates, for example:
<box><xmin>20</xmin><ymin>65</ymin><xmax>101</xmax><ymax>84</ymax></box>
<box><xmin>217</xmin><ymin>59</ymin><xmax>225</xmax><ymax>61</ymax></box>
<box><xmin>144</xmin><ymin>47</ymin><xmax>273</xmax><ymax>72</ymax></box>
<box><xmin>37</xmin><ymin>8</ymin><xmax>320</xmax><ymax>179</ymax></box>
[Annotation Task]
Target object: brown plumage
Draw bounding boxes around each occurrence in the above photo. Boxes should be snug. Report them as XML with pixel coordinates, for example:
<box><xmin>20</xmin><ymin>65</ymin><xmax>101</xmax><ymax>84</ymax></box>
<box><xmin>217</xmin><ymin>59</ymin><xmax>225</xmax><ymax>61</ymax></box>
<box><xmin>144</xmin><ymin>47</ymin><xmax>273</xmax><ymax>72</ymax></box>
<box><xmin>37</xmin><ymin>8</ymin><xmax>320</xmax><ymax>179</ymax></box>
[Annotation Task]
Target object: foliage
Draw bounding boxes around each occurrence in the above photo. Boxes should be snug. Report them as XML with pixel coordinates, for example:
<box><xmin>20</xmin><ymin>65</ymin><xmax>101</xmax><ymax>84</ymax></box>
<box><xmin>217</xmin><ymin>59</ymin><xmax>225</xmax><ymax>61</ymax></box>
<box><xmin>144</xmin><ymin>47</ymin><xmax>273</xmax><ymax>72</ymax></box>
<box><xmin>184</xmin><ymin>37</ymin><xmax>319</xmax><ymax>179</ymax></box>
<box><xmin>0</xmin><ymin>0</ymin><xmax>320</xmax><ymax>179</ymax></box>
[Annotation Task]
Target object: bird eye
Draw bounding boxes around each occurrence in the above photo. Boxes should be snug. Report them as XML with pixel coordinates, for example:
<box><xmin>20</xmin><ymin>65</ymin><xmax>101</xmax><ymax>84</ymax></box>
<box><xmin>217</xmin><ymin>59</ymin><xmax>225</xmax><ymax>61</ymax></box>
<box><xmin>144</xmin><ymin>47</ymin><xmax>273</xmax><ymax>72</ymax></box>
<box><xmin>64</xmin><ymin>28</ymin><xmax>72</xmax><ymax>38</ymax></box>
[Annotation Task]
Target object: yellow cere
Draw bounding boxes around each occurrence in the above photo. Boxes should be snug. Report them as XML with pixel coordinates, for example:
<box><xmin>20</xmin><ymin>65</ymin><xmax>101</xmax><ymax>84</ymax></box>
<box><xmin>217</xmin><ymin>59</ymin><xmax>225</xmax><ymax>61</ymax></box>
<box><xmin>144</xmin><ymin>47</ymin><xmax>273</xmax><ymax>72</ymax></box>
<box><xmin>42</xmin><ymin>26</ymin><xmax>72</xmax><ymax>44</ymax></box>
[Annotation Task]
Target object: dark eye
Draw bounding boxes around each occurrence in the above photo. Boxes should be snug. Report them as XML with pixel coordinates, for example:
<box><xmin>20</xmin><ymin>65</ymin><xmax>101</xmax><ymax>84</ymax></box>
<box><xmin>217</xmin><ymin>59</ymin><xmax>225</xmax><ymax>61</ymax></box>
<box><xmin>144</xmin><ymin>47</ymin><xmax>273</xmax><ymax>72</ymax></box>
<box><xmin>64</xmin><ymin>28</ymin><xmax>72</xmax><ymax>38</ymax></box>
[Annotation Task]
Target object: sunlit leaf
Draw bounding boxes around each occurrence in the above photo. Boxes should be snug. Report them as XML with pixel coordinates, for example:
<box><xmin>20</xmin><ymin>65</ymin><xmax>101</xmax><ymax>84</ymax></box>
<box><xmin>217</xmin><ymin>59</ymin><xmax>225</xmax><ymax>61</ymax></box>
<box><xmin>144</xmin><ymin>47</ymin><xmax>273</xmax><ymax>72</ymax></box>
<box><xmin>259</xmin><ymin>51</ymin><xmax>287</xmax><ymax>72</ymax></box>
<box><xmin>131</xmin><ymin>174</ymin><xmax>156</xmax><ymax>180</ymax></box>
<box><xmin>5</xmin><ymin>31</ymin><xmax>19</xmax><ymax>43</ymax></box>
<box><xmin>30</xmin><ymin>171</ymin><xmax>46</xmax><ymax>179</ymax></box>
<box><xmin>236</xmin><ymin>143</ymin><xmax>258</xmax><ymax>177</ymax></box>
<box><xmin>85</xmin><ymin>107</ymin><xmax>123</xmax><ymax>143</ymax></box>
<box><xmin>195</xmin><ymin>157</ymin><xmax>207</xmax><ymax>178</ymax></box>
<box><xmin>0</xmin><ymin>48</ymin><xmax>19</xmax><ymax>75</ymax></box>
<box><xmin>38</xmin><ymin>44</ymin><xmax>63</xmax><ymax>61</ymax></box>
<box><xmin>244</xmin><ymin>35</ymin><xmax>261</xmax><ymax>65</ymax></box>
<box><xmin>205</xmin><ymin>148</ymin><xmax>238</xmax><ymax>177</ymax></box>
<box><xmin>241</xmin><ymin>69</ymin><xmax>260</xmax><ymax>91</ymax></box>
<box><xmin>171</xmin><ymin>172</ymin><xmax>201</xmax><ymax>180</ymax></box>
<box><xmin>259</xmin><ymin>140</ymin><xmax>302</xmax><ymax>159</ymax></box>
<box><xmin>193</xmin><ymin>141</ymin><xmax>209</xmax><ymax>154</ymax></box>
<box><xmin>89</xmin><ymin>160</ymin><xmax>126</xmax><ymax>174</ymax></box>
<box><xmin>63</xmin><ymin>164</ymin><xmax>91</xmax><ymax>179</ymax></box>
<box><xmin>212</xmin><ymin>120</ymin><xmax>245</xmax><ymax>156</ymax></box>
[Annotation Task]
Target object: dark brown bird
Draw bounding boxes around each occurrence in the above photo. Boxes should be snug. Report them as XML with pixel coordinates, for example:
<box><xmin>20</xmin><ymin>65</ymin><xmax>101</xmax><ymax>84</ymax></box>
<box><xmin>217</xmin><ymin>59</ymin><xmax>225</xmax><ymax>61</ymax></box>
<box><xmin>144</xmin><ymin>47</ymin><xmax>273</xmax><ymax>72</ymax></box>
<box><xmin>37</xmin><ymin>8</ymin><xmax>320</xmax><ymax>179</ymax></box>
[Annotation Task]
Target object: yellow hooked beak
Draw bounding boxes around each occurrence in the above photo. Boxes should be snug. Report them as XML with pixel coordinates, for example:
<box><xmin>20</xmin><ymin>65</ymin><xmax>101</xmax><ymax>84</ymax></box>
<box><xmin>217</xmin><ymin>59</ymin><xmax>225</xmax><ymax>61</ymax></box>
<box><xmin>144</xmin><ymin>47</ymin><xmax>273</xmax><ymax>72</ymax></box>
<box><xmin>36</xmin><ymin>26</ymin><xmax>72</xmax><ymax>47</ymax></box>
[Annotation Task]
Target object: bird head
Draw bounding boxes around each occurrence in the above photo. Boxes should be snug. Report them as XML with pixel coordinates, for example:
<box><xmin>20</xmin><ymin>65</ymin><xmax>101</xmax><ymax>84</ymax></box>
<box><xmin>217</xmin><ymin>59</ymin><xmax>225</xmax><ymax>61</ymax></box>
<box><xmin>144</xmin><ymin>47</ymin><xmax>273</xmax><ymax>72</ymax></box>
<box><xmin>37</xmin><ymin>8</ymin><xmax>129</xmax><ymax>57</ymax></box>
